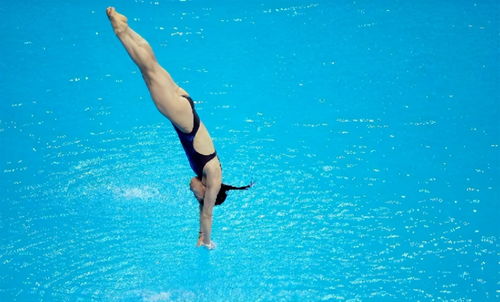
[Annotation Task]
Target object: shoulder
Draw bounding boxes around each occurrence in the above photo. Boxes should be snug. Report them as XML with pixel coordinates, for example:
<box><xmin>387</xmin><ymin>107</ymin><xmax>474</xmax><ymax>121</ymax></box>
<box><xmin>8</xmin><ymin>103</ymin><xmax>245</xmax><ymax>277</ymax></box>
<box><xmin>203</xmin><ymin>158</ymin><xmax>222</xmax><ymax>186</ymax></box>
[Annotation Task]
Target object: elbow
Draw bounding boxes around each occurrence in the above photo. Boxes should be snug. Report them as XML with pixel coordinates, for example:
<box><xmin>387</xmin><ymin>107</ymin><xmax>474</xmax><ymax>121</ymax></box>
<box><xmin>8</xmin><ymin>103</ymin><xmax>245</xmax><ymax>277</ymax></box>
<box><xmin>201</xmin><ymin>211</ymin><xmax>213</xmax><ymax>220</ymax></box>
<box><xmin>201</xmin><ymin>205</ymin><xmax>213</xmax><ymax>219</ymax></box>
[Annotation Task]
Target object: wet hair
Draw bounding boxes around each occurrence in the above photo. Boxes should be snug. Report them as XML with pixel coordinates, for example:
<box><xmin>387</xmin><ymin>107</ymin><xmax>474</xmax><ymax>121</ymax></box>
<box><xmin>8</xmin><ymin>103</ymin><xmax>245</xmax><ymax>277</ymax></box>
<box><xmin>198</xmin><ymin>182</ymin><xmax>253</xmax><ymax>206</ymax></box>
<box><xmin>215</xmin><ymin>182</ymin><xmax>253</xmax><ymax>205</ymax></box>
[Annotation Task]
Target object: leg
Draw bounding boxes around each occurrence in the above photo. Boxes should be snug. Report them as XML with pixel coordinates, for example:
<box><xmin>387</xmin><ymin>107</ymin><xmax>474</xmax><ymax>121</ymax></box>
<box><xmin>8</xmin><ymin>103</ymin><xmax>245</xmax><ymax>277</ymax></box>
<box><xmin>106</xmin><ymin>7</ymin><xmax>193</xmax><ymax>131</ymax></box>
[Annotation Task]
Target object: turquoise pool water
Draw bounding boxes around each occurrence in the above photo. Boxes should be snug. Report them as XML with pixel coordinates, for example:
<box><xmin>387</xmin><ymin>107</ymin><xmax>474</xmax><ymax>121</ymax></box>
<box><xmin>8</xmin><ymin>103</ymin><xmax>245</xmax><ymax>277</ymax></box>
<box><xmin>1</xmin><ymin>1</ymin><xmax>499</xmax><ymax>301</ymax></box>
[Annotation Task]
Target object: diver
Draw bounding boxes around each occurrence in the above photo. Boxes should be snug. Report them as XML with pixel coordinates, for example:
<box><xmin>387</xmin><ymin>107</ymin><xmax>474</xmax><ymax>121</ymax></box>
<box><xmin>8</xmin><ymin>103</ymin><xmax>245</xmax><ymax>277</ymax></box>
<box><xmin>106</xmin><ymin>7</ymin><xmax>251</xmax><ymax>250</ymax></box>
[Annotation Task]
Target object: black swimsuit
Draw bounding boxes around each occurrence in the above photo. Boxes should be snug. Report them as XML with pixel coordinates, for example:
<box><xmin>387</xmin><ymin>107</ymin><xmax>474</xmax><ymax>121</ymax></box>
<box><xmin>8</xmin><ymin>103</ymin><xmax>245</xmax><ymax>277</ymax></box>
<box><xmin>172</xmin><ymin>95</ymin><xmax>217</xmax><ymax>178</ymax></box>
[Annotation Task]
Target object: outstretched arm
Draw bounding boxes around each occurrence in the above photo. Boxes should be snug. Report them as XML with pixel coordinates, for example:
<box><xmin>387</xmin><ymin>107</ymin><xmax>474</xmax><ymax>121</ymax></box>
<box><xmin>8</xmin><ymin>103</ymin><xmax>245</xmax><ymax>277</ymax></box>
<box><xmin>199</xmin><ymin>183</ymin><xmax>219</xmax><ymax>248</ymax></box>
<box><xmin>198</xmin><ymin>166</ymin><xmax>222</xmax><ymax>249</ymax></box>
<box><xmin>197</xmin><ymin>203</ymin><xmax>204</xmax><ymax>246</ymax></box>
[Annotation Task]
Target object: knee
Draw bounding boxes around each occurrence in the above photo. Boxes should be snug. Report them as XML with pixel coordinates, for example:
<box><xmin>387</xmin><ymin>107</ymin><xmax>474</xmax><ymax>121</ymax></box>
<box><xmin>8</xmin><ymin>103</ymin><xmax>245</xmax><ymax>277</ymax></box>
<box><xmin>140</xmin><ymin>60</ymin><xmax>159</xmax><ymax>76</ymax></box>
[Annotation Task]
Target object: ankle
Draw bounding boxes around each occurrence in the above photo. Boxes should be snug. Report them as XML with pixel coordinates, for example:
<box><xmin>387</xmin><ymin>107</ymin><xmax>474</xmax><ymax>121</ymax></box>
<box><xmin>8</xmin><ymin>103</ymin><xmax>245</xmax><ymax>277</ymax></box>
<box><xmin>114</xmin><ymin>26</ymin><xmax>128</xmax><ymax>36</ymax></box>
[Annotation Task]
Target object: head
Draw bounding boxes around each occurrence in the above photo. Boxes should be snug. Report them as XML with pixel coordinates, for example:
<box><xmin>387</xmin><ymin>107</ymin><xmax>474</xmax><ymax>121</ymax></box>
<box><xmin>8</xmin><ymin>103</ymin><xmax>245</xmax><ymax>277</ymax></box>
<box><xmin>189</xmin><ymin>177</ymin><xmax>206</xmax><ymax>202</ymax></box>
<box><xmin>189</xmin><ymin>177</ymin><xmax>253</xmax><ymax>206</ymax></box>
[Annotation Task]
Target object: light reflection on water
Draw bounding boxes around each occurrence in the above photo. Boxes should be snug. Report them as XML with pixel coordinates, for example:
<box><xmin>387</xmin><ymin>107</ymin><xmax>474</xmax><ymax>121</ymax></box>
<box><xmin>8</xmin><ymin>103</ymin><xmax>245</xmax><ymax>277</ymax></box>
<box><xmin>2</xmin><ymin>0</ymin><xmax>499</xmax><ymax>301</ymax></box>
<box><xmin>3</xmin><ymin>115</ymin><xmax>497</xmax><ymax>300</ymax></box>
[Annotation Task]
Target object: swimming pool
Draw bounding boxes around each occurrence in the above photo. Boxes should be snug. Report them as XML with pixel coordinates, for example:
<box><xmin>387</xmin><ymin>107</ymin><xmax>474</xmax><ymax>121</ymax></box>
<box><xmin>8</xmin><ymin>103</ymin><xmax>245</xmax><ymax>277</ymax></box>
<box><xmin>1</xmin><ymin>0</ymin><xmax>499</xmax><ymax>301</ymax></box>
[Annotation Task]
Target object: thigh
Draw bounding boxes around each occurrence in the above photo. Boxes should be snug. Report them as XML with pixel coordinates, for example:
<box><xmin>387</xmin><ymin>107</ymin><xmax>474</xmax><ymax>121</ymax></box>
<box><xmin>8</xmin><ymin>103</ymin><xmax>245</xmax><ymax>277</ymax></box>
<box><xmin>143</xmin><ymin>65</ymin><xmax>193</xmax><ymax>131</ymax></box>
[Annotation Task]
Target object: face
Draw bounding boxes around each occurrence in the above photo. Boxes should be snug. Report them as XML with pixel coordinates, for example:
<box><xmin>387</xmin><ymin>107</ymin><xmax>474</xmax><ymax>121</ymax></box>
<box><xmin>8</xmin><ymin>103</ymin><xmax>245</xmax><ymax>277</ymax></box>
<box><xmin>189</xmin><ymin>177</ymin><xmax>205</xmax><ymax>201</ymax></box>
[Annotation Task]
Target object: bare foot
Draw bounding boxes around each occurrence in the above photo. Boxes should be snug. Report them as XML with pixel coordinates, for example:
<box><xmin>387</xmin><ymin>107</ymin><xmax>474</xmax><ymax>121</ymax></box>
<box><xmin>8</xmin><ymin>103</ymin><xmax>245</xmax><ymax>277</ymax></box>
<box><xmin>106</xmin><ymin>7</ymin><xmax>128</xmax><ymax>35</ymax></box>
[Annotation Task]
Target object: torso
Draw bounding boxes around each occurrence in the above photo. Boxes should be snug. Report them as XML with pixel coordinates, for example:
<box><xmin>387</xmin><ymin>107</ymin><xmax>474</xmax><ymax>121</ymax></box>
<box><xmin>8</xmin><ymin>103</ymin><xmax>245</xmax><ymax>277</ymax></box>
<box><xmin>172</xmin><ymin>95</ymin><xmax>220</xmax><ymax>179</ymax></box>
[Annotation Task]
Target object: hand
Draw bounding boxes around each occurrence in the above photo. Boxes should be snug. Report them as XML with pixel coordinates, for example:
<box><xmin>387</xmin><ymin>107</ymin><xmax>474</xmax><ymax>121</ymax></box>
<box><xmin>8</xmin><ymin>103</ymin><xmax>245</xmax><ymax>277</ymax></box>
<box><xmin>196</xmin><ymin>232</ymin><xmax>204</xmax><ymax>247</ymax></box>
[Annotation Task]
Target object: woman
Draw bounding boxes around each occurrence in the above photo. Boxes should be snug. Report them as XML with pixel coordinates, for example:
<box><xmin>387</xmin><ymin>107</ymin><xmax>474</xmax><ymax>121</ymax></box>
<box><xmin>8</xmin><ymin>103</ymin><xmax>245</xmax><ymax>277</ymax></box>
<box><xmin>106</xmin><ymin>7</ymin><xmax>251</xmax><ymax>249</ymax></box>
